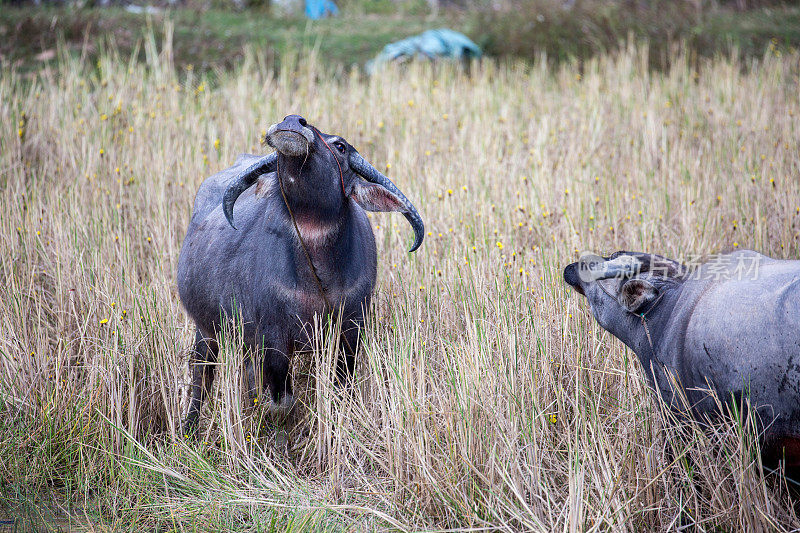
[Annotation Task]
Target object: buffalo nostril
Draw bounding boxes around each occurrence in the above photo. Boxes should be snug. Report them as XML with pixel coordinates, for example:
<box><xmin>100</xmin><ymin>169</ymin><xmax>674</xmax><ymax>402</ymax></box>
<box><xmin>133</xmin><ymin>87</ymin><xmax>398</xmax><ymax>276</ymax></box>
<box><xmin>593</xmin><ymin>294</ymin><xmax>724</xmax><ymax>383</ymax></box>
<box><xmin>298</xmin><ymin>117</ymin><xmax>307</xmax><ymax>127</ymax></box>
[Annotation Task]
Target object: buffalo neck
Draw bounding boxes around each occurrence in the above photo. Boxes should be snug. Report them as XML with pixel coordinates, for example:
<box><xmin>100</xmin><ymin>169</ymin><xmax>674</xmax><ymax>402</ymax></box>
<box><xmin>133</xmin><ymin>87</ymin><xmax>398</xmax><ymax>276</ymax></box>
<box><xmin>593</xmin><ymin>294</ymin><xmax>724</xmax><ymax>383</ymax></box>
<box><xmin>276</xmin><ymin>157</ymin><xmax>345</xmax><ymax>225</ymax></box>
<box><xmin>615</xmin><ymin>285</ymin><xmax>685</xmax><ymax>376</ymax></box>
<box><xmin>268</xmin><ymin>179</ymin><xmax>354</xmax><ymax>281</ymax></box>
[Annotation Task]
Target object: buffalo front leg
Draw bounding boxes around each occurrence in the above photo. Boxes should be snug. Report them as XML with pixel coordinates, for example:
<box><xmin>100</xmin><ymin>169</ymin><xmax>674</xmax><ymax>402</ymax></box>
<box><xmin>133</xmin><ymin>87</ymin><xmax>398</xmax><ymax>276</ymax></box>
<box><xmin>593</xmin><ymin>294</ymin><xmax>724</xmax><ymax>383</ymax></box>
<box><xmin>336</xmin><ymin>317</ymin><xmax>362</xmax><ymax>386</ymax></box>
<box><xmin>240</xmin><ymin>330</ymin><xmax>294</xmax><ymax>416</ymax></box>
<box><xmin>259</xmin><ymin>331</ymin><xmax>294</xmax><ymax>416</ymax></box>
<box><xmin>183</xmin><ymin>329</ymin><xmax>219</xmax><ymax>436</ymax></box>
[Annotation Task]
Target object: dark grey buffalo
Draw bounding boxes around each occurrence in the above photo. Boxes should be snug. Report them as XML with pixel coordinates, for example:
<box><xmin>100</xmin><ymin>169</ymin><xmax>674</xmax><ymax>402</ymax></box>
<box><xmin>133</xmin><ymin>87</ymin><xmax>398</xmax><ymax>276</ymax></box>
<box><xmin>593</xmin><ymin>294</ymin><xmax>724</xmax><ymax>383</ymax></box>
<box><xmin>177</xmin><ymin>114</ymin><xmax>424</xmax><ymax>433</ymax></box>
<box><xmin>564</xmin><ymin>250</ymin><xmax>800</xmax><ymax>468</ymax></box>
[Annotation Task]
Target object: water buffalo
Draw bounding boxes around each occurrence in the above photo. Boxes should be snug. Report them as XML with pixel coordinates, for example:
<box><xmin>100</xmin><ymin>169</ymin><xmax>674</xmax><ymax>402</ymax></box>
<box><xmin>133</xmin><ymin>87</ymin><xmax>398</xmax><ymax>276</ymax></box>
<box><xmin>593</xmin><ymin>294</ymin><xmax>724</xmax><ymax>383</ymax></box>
<box><xmin>564</xmin><ymin>249</ymin><xmax>800</xmax><ymax>468</ymax></box>
<box><xmin>177</xmin><ymin>114</ymin><xmax>424</xmax><ymax>433</ymax></box>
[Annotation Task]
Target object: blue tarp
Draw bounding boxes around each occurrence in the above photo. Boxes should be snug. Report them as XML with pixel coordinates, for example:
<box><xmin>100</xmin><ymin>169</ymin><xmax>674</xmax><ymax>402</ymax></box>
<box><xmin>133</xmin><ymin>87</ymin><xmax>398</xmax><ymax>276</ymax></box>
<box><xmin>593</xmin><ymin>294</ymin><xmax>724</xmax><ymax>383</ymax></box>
<box><xmin>305</xmin><ymin>0</ymin><xmax>338</xmax><ymax>19</ymax></box>
<box><xmin>366</xmin><ymin>28</ymin><xmax>481</xmax><ymax>72</ymax></box>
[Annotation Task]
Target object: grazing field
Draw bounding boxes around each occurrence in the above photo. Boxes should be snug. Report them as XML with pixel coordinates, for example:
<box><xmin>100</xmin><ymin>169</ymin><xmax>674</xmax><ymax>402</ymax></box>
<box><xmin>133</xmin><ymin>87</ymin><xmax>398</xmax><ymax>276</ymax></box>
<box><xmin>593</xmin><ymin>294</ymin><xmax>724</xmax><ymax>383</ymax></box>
<box><xmin>2</xmin><ymin>33</ymin><xmax>800</xmax><ymax>530</ymax></box>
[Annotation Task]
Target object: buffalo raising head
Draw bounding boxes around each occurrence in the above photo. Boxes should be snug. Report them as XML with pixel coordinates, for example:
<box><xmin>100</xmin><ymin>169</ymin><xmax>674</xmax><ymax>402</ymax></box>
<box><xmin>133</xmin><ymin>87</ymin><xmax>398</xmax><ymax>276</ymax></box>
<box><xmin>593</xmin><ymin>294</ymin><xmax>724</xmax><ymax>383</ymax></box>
<box><xmin>222</xmin><ymin>114</ymin><xmax>425</xmax><ymax>252</ymax></box>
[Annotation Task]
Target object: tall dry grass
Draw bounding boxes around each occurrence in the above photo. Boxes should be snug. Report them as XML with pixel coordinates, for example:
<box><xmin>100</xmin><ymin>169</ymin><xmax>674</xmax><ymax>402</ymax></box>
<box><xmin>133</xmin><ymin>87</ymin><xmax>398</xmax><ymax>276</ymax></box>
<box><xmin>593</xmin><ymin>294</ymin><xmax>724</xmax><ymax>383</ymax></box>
<box><xmin>2</xmin><ymin>29</ymin><xmax>800</xmax><ymax>530</ymax></box>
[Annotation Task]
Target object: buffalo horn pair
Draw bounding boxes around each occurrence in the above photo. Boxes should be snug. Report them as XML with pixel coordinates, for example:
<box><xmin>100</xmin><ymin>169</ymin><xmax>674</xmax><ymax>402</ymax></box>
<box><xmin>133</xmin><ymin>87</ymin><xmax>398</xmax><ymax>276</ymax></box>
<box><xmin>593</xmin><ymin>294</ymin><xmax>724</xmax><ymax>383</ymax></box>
<box><xmin>222</xmin><ymin>151</ymin><xmax>425</xmax><ymax>253</ymax></box>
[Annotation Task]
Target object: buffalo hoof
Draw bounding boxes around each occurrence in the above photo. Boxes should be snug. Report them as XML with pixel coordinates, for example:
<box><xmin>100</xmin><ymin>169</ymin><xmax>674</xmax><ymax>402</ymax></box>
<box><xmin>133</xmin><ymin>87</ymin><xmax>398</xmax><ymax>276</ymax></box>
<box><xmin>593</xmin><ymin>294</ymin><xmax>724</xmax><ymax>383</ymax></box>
<box><xmin>267</xmin><ymin>394</ymin><xmax>295</xmax><ymax>420</ymax></box>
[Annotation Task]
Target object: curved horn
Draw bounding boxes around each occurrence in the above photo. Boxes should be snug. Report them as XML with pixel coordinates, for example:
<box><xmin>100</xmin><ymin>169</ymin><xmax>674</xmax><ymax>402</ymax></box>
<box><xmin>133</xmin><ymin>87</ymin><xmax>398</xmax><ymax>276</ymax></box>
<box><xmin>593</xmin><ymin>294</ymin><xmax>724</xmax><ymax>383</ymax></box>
<box><xmin>222</xmin><ymin>153</ymin><xmax>278</xmax><ymax>229</ymax></box>
<box><xmin>349</xmin><ymin>152</ymin><xmax>425</xmax><ymax>252</ymax></box>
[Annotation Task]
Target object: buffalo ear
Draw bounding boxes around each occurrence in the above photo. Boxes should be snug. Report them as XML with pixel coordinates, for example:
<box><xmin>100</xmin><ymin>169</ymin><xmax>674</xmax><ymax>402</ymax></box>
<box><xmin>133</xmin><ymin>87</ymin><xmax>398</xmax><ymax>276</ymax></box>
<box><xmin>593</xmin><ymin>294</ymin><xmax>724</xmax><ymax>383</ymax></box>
<box><xmin>618</xmin><ymin>279</ymin><xmax>658</xmax><ymax>313</ymax></box>
<box><xmin>349</xmin><ymin>177</ymin><xmax>407</xmax><ymax>213</ymax></box>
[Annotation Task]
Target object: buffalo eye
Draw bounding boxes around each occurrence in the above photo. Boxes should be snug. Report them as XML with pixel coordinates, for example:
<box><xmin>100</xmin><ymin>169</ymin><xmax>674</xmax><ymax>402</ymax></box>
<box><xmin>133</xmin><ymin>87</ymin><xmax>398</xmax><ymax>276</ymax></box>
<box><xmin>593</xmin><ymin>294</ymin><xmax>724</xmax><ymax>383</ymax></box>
<box><xmin>333</xmin><ymin>141</ymin><xmax>346</xmax><ymax>154</ymax></box>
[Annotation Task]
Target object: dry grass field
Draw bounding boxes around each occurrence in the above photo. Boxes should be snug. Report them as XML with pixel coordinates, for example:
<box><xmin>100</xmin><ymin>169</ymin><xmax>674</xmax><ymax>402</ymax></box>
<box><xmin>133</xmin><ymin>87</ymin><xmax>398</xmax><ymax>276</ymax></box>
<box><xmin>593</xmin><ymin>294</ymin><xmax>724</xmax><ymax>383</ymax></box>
<box><xmin>2</xmin><ymin>30</ymin><xmax>800</xmax><ymax>530</ymax></box>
